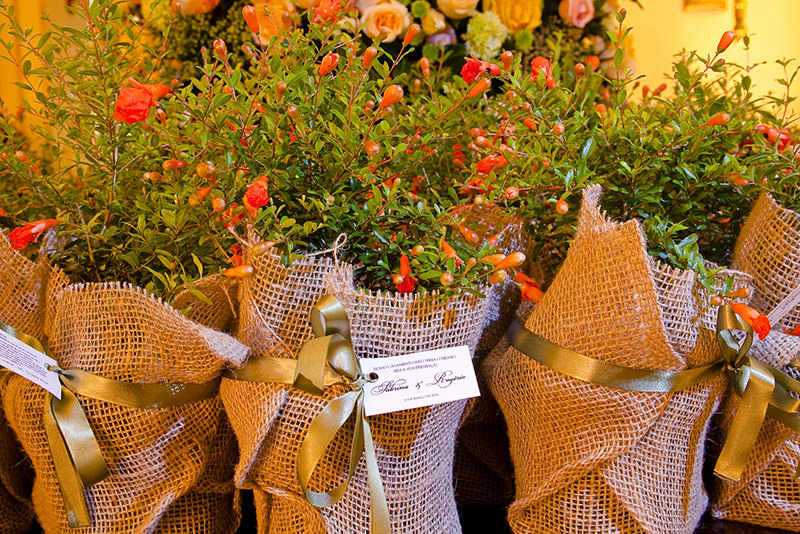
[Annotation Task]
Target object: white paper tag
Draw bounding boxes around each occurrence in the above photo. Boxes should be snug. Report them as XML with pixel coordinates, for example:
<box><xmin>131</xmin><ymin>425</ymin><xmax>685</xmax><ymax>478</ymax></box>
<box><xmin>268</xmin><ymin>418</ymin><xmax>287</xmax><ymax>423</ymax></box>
<box><xmin>358</xmin><ymin>345</ymin><xmax>480</xmax><ymax>417</ymax></box>
<box><xmin>767</xmin><ymin>285</ymin><xmax>800</xmax><ymax>326</ymax></box>
<box><xmin>0</xmin><ymin>328</ymin><xmax>61</xmax><ymax>399</ymax></box>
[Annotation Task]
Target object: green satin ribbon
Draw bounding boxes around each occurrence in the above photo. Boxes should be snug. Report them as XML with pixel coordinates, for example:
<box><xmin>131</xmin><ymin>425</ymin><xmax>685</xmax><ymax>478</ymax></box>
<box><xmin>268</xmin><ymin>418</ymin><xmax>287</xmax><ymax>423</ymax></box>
<box><xmin>507</xmin><ymin>317</ymin><xmax>726</xmax><ymax>393</ymax></box>
<box><xmin>714</xmin><ymin>304</ymin><xmax>800</xmax><ymax>481</ymax></box>
<box><xmin>0</xmin><ymin>321</ymin><xmax>221</xmax><ymax>528</ymax></box>
<box><xmin>230</xmin><ymin>295</ymin><xmax>390</xmax><ymax>534</ymax></box>
<box><xmin>295</xmin><ymin>296</ymin><xmax>389</xmax><ymax>534</ymax></box>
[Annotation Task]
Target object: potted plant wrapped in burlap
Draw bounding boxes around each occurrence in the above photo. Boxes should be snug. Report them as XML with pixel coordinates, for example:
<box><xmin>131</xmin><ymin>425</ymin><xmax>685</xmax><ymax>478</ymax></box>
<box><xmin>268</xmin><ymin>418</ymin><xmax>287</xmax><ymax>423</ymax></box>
<box><xmin>3</xmin><ymin>266</ymin><xmax>249</xmax><ymax>533</ymax></box>
<box><xmin>710</xmin><ymin>191</ymin><xmax>800</xmax><ymax>530</ymax></box>
<box><xmin>0</xmin><ymin>231</ymin><xmax>46</xmax><ymax>534</ymax></box>
<box><xmin>221</xmin><ymin>248</ymin><xmax>492</xmax><ymax>533</ymax></box>
<box><xmin>0</xmin><ymin>0</ymin><xmax>259</xmax><ymax>529</ymax></box>
<box><xmin>486</xmin><ymin>186</ymin><xmax>750</xmax><ymax>534</ymax></box>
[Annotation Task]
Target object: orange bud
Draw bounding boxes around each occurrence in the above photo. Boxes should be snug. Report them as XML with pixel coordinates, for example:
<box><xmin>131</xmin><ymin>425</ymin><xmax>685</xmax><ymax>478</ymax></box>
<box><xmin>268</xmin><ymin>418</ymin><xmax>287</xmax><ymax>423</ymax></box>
<box><xmin>706</xmin><ymin>112</ymin><xmax>731</xmax><ymax>127</ymax></box>
<box><xmin>196</xmin><ymin>162</ymin><xmax>216</xmax><ymax>179</ymax></box>
<box><xmin>501</xmin><ymin>50</ymin><xmax>513</xmax><ymax>71</ymax></box>
<box><xmin>363</xmin><ymin>46</ymin><xmax>378</xmax><ymax>69</ymax></box>
<box><xmin>251</xmin><ymin>241</ymin><xmax>274</xmax><ymax>256</ymax></box>
<box><xmin>365</xmin><ymin>140</ymin><xmax>380</xmax><ymax>156</ymax></box>
<box><xmin>380</xmin><ymin>84</ymin><xmax>404</xmax><ymax>109</ymax></box>
<box><xmin>213</xmin><ymin>39</ymin><xmax>227</xmax><ymax>60</ymax></box>
<box><xmin>717</xmin><ymin>30</ymin><xmax>735</xmax><ymax>53</ymax></box>
<box><xmin>467</xmin><ymin>78</ymin><xmax>491</xmax><ymax>98</ymax></box>
<box><xmin>410</xmin><ymin>245</ymin><xmax>424</xmax><ymax>256</ymax></box>
<box><xmin>489</xmin><ymin>270</ymin><xmax>508</xmax><ymax>284</ymax></box>
<box><xmin>212</xmin><ymin>197</ymin><xmax>226</xmax><ymax>213</ymax></box>
<box><xmin>492</xmin><ymin>251</ymin><xmax>526</xmax><ymax>271</ymax></box>
<box><xmin>440</xmin><ymin>272</ymin><xmax>454</xmax><ymax>286</ymax></box>
<box><xmin>197</xmin><ymin>186</ymin><xmax>213</xmax><ymax>201</ymax></box>
<box><xmin>555</xmin><ymin>199</ymin><xmax>569</xmax><ymax>214</ymax></box>
<box><xmin>223</xmin><ymin>264</ymin><xmax>254</xmax><ymax>278</ymax></box>
<box><xmin>404</xmin><ymin>23</ymin><xmax>420</xmax><ymax>44</ymax></box>
<box><xmin>319</xmin><ymin>52</ymin><xmax>340</xmax><ymax>76</ymax></box>
<box><xmin>484</xmin><ymin>253</ymin><xmax>504</xmax><ymax>266</ymax></box>
<box><xmin>419</xmin><ymin>57</ymin><xmax>430</xmax><ymax>79</ymax></box>
<box><xmin>276</xmin><ymin>81</ymin><xmax>287</xmax><ymax>100</ymax></box>
<box><xmin>242</xmin><ymin>5</ymin><xmax>259</xmax><ymax>33</ymax></box>
<box><xmin>457</xmin><ymin>224</ymin><xmax>479</xmax><ymax>245</ymax></box>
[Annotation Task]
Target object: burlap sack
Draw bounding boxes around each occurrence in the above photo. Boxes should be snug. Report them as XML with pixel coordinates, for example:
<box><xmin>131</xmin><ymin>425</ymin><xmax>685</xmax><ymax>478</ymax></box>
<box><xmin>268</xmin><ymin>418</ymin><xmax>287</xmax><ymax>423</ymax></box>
<box><xmin>220</xmin><ymin>247</ymin><xmax>490</xmax><ymax>533</ymax></box>
<box><xmin>219</xmin><ymin>250</ymin><xmax>339</xmax><ymax>533</ymax></box>
<box><xmin>454</xmin><ymin>204</ymin><xmax>532</xmax><ymax>508</ymax></box>
<box><xmin>4</xmin><ymin>267</ymin><xmax>249</xmax><ymax>533</ymax></box>
<box><xmin>486</xmin><ymin>185</ymin><xmax>730</xmax><ymax>533</ymax></box>
<box><xmin>0</xmin><ymin>230</ymin><xmax>46</xmax><ymax>534</ymax></box>
<box><xmin>710</xmin><ymin>192</ymin><xmax>800</xmax><ymax>529</ymax></box>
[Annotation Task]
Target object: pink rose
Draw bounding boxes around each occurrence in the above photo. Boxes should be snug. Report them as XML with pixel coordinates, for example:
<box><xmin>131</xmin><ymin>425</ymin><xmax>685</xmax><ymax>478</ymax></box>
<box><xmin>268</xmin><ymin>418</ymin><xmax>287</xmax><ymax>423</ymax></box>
<box><xmin>558</xmin><ymin>0</ymin><xmax>595</xmax><ymax>29</ymax></box>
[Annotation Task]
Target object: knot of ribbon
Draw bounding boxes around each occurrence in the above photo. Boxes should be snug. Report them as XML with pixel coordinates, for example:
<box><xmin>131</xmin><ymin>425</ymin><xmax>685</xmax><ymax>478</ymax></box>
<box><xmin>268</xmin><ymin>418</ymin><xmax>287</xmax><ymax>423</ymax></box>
<box><xmin>0</xmin><ymin>322</ymin><xmax>221</xmax><ymax>528</ymax></box>
<box><xmin>714</xmin><ymin>304</ymin><xmax>800</xmax><ymax>481</ymax></box>
<box><xmin>293</xmin><ymin>295</ymin><xmax>390</xmax><ymax>534</ymax></box>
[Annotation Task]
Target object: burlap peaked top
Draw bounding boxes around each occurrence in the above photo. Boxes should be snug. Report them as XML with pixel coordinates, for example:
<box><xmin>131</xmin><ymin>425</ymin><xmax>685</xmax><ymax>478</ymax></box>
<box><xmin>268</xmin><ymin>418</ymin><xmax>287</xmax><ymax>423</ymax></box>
<box><xmin>4</xmin><ymin>267</ymin><xmax>249</xmax><ymax>534</ymax></box>
<box><xmin>486</xmin><ymin>185</ymin><xmax>729</xmax><ymax>534</ymax></box>
<box><xmin>0</xmin><ymin>230</ymin><xmax>45</xmax><ymax>534</ymax></box>
<box><xmin>711</xmin><ymin>192</ymin><xmax>800</xmax><ymax>529</ymax></box>
<box><xmin>221</xmin><ymin>249</ymin><xmax>489</xmax><ymax>534</ymax></box>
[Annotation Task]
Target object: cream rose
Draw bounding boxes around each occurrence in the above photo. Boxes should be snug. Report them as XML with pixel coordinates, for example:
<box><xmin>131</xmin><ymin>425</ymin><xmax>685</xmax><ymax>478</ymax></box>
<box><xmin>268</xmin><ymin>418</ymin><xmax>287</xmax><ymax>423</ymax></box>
<box><xmin>421</xmin><ymin>8</ymin><xmax>446</xmax><ymax>35</ymax></box>
<box><xmin>483</xmin><ymin>0</ymin><xmax>542</xmax><ymax>33</ymax></box>
<box><xmin>558</xmin><ymin>0</ymin><xmax>595</xmax><ymax>29</ymax></box>
<box><xmin>436</xmin><ymin>0</ymin><xmax>479</xmax><ymax>19</ymax></box>
<box><xmin>360</xmin><ymin>1</ymin><xmax>412</xmax><ymax>43</ymax></box>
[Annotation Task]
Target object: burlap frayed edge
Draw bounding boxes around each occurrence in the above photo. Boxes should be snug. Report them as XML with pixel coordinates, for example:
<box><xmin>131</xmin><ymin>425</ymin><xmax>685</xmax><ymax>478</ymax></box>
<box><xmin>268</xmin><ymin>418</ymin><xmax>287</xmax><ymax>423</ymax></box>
<box><xmin>45</xmin><ymin>271</ymin><xmax>250</xmax><ymax>373</ymax></box>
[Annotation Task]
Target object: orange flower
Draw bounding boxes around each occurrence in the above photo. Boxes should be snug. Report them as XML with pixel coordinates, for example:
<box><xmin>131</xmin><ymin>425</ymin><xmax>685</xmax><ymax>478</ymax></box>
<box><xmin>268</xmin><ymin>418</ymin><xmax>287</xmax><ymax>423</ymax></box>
<box><xmin>731</xmin><ymin>302</ymin><xmax>771</xmax><ymax>340</ymax></box>
<box><xmin>514</xmin><ymin>271</ymin><xmax>544</xmax><ymax>303</ymax></box>
<box><xmin>114</xmin><ymin>87</ymin><xmax>153</xmax><ymax>124</ymax></box>
<box><xmin>245</xmin><ymin>176</ymin><xmax>270</xmax><ymax>210</ymax></box>
<box><xmin>8</xmin><ymin>219</ymin><xmax>58</xmax><ymax>250</ymax></box>
<box><xmin>394</xmin><ymin>253</ymin><xmax>416</xmax><ymax>293</ymax></box>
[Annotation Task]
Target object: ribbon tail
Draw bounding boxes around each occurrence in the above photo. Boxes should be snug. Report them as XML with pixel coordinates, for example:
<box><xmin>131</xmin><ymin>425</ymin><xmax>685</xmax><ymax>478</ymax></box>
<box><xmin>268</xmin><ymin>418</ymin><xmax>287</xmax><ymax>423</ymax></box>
<box><xmin>359</xmin><ymin>398</ymin><xmax>390</xmax><ymax>534</ymax></box>
<box><xmin>44</xmin><ymin>388</ymin><xmax>109</xmax><ymax>528</ymax></box>
<box><xmin>715</xmin><ymin>359</ymin><xmax>775</xmax><ymax>481</ymax></box>
<box><xmin>297</xmin><ymin>391</ymin><xmax>361</xmax><ymax>508</ymax></box>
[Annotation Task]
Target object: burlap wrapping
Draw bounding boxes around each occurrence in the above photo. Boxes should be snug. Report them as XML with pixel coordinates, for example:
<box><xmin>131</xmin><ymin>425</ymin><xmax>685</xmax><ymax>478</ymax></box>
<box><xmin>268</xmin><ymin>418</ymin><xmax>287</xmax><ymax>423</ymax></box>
<box><xmin>454</xmin><ymin>205</ymin><xmax>533</xmax><ymax>508</ymax></box>
<box><xmin>710</xmin><ymin>192</ymin><xmax>800</xmax><ymax>529</ymax></box>
<box><xmin>220</xmin><ymin>248</ymin><xmax>490</xmax><ymax>533</ymax></box>
<box><xmin>486</xmin><ymin>185</ymin><xmax>730</xmax><ymax>533</ymax></box>
<box><xmin>0</xmin><ymin>230</ymin><xmax>43</xmax><ymax>533</ymax></box>
<box><xmin>4</xmin><ymin>267</ymin><xmax>249</xmax><ymax>533</ymax></box>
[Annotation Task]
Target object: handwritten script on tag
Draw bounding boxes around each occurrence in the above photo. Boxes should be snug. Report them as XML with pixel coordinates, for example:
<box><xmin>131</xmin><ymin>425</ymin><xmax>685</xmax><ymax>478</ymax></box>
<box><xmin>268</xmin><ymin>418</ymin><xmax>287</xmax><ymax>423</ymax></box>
<box><xmin>0</xmin><ymin>328</ymin><xmax>61</xmax><ymax>399</ymax></box>
<box><xmin>359</xmin><ymin>346</ymin><xmax>479</xmax><ymax>417</ymax></box>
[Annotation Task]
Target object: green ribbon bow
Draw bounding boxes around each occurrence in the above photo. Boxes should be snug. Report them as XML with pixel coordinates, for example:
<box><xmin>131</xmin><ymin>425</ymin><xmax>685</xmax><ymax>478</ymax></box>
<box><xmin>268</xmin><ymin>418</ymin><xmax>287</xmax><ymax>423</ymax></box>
<box><xmin>295</xmin><ymin>295</ymin><xmax>390</xmax><ymax>534</ymax></box>
<box><xmin>714</xmin><ymin>304</ymin><xmax>800</xmax><ymax>481</ymax></box>
<box><xmin>230</xmin><ymin>295</ymin><xmax>390</xmax><ymax>534</ymax></box>
<box><xmin>0</xmin><ymin>322</ymin><xmax>221</xmax><ymax>528</ymax></box>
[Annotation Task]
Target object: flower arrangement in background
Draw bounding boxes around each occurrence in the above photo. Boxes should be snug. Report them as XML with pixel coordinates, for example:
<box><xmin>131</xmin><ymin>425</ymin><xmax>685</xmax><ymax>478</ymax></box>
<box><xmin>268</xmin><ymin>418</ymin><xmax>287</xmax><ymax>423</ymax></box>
<box><xmin>135</xmin><ymin>0</ymin><xmax>637</xmax><ymax>80</ymax></box>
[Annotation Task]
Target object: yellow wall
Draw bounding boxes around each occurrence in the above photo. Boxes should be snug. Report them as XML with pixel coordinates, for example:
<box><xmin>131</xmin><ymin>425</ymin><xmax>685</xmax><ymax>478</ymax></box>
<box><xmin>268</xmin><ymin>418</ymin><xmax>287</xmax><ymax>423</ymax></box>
<box><xmin>0</xmin><ymin>0</ymin><xmax>83</xmax><ymax>117</ymax></box>
<box><xmin>626</xmin><ymin>0</ymin><xmax>800</xmax><ymax>116</ymax></box>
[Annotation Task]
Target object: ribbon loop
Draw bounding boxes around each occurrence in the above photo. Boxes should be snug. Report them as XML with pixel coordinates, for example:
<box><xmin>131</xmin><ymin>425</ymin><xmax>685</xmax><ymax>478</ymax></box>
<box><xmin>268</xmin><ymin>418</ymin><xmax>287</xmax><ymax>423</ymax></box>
<box><xmin>296</xmin><ymin>295</ymin><xmax>391</xmax><ymax>534</ymax></box>
<box><xmin>714</xmin><ymin>304</ymin><xmax>800</xmax><ymax>481</ymax></box>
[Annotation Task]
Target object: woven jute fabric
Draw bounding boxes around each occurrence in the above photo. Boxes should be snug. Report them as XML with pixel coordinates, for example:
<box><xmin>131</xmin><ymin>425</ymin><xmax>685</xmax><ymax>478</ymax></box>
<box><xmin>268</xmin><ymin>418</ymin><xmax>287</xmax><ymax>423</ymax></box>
<box><xmin>4</xmin><ymin>268</ymin><xmax>249</xmax><ymax>534</ymax></box>
<box><xmin>221</xmin><ymin>246</ymin><xmax>490</xmax><ymax>533</ymax></box>
<box><xmin>454</xmin><ymin>204</ymin><xmax>532</xmax><ymax>508</ymax></box>
<box><xmin>0</xmin><ymin>230</ymin><xmax>46</xmax><ymax>534</ymax></box>
<box><xmin>486</xmin><ymin>185</ymin><xmax>729</xmax><ymax>534</ymax></box>
<box><xmin>219</xmin><ymin>250</ymin><xmax>339</xmax><ymax>534</ymax></box>
<box><xmin>711</xmin><ymin>192</ymin><xmax>800</xmax><ymax>530</ymax></box>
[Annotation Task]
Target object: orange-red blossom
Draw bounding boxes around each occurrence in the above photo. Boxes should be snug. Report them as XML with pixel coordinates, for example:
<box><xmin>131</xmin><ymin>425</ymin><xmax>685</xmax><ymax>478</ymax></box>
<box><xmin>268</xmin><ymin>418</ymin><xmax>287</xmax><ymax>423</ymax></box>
<box><xmin>731</xmin><ymin>302</ymin><xmax>771</xmax><ymax>341</ymax></box>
